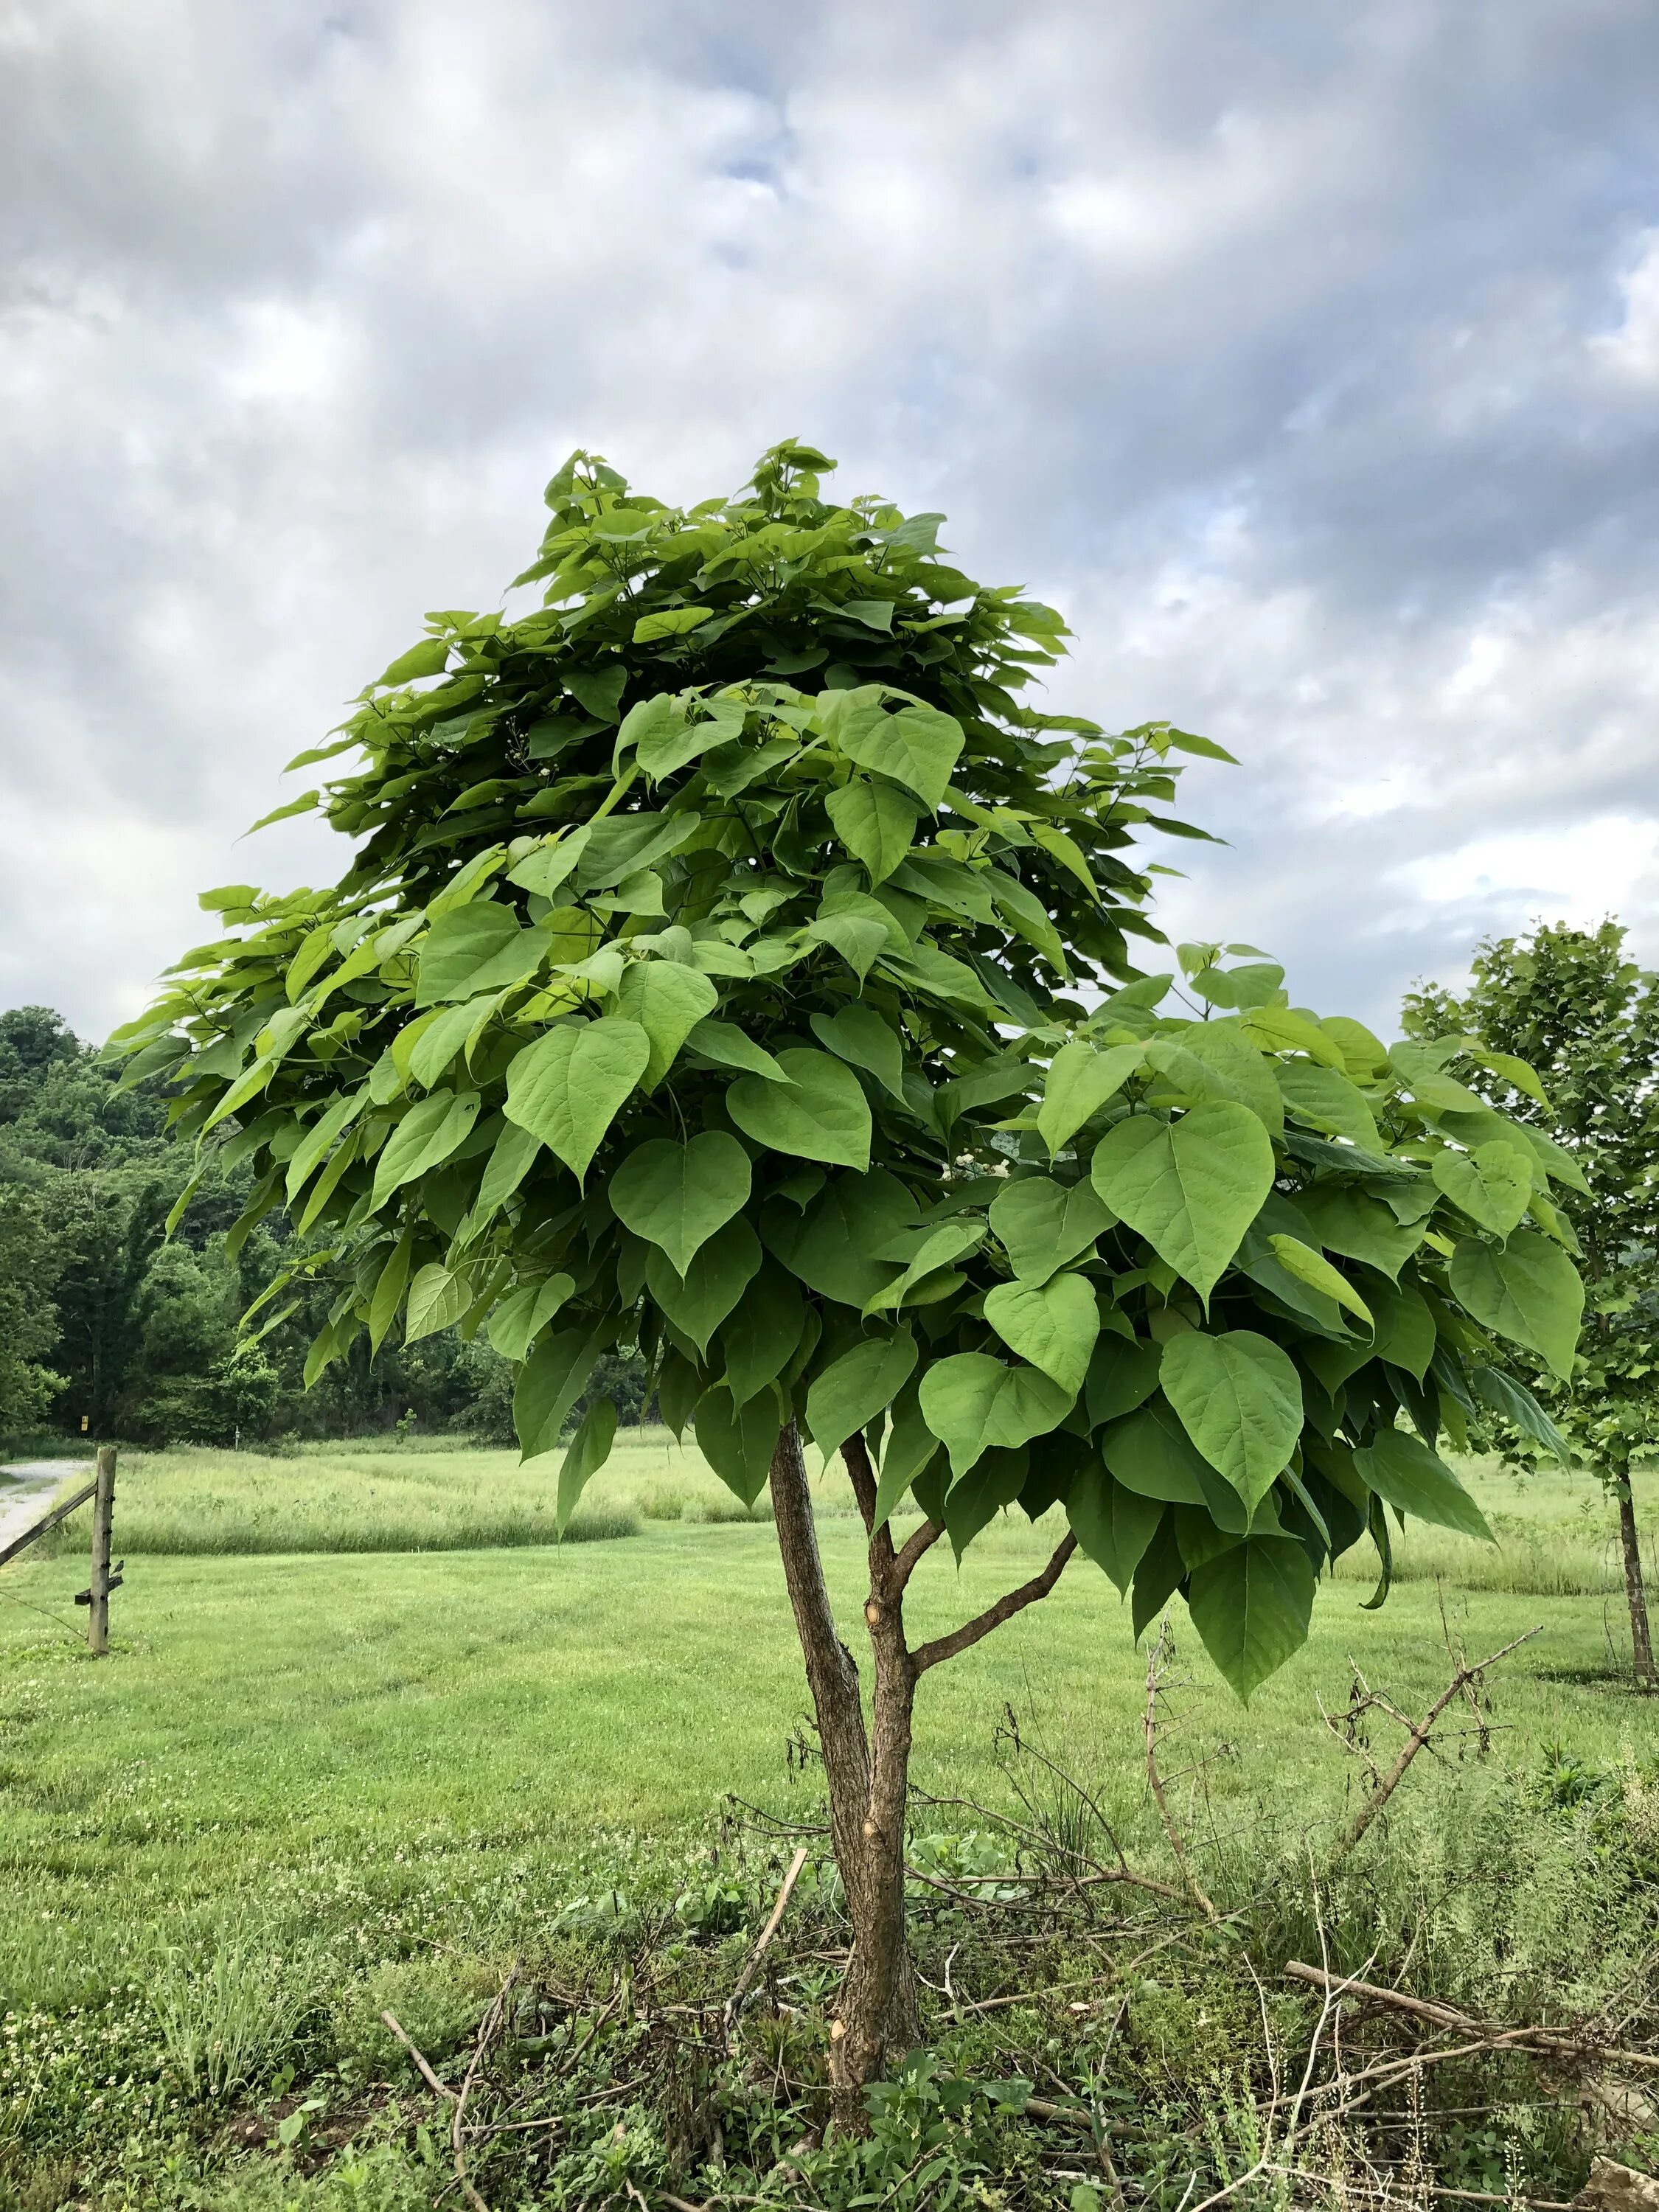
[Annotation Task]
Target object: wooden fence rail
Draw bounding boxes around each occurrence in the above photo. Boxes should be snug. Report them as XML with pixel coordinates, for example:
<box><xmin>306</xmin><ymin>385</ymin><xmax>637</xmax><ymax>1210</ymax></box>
<box><xmin>0</xmin><ymin>1446</ymin><xmax>119</xmax><ymax>1652</ymax></box>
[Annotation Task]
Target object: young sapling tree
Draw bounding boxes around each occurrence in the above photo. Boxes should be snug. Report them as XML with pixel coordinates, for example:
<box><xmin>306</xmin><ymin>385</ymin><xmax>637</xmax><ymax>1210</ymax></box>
<box><xmin>1406</xmin><ymin>920</ymin><xmax>1656</xmax><ymax>1689</ymax></box>
<box><xmin>119</xmin><ymin>444</ymin><xmax>1583</xmax><ymax>2112</ymax></box>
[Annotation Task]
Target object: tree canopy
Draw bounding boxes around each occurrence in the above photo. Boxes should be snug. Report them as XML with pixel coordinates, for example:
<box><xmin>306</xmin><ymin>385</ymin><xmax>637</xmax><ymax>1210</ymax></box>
<box><xmin>116</xmin><ymin>440</ymin><xmax>1582</xmax><ymax>1700</ymax></box>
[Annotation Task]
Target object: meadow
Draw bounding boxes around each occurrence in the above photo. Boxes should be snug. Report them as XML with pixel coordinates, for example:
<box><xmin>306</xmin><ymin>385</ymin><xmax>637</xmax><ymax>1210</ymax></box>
<box><xmin>22</xmin><ymin>1429</ymin><xmax>1655</xmax><ymax>1595</ymax></box>
<box><xmin>1</xmin><ymin>1439</ymin><xmax>1655</xmax><ymax>2208</ymax></box>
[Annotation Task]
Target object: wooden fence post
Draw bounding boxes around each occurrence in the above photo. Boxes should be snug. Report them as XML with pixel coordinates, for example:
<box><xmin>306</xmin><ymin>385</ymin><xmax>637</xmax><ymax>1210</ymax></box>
<box><xmin>88</xmin><ymin>1446</ymin><xmax>116</xmax><ymax>1657</ymax></box>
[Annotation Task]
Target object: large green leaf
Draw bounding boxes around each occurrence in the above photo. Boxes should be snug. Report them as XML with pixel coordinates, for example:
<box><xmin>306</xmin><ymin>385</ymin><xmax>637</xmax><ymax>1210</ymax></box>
<box><xmin>873</xmin><ymin>1382</ymin><xmax>945</xmax><ymax>1526</ymax></box>
<box><xmin>1067</xmin><ymin>1469</ymin><xmax>1164</xmax><ymax>1593</ymax></box>
<box><xmin>989</xmin><ymin>1174</ymin><xmax>1113</xmax><ymax>1286</ymax></box>
<box><xmin>1470</xmin><ymin>1366</ymin><xmax>1571</xmax><ymax>1464</ymax></box>
<box><xmin>825</xmin><ymin>779</ymin><xmax>920</xmax><ymax>885</ymax></box>
<box><xmin>415</xmin><ymin>905</ymin><xmax>549</xmax><ymax>1006</ymax></box>
<box><xmin>727</xmin><ymin>1047</ymin><xmax>872</xmax><ymax>1170</ymax></box>
<box><xmin>644</xmin><ymin>1217</ymin><xmax>762</xmax><ymax>1352</ymax></box>
<box><xmin>1431</xmin><ymin>1142</ymin><xmax>1532</xmax><ymax>1236</ymax></box>
<box><xmin>616</xmin><ymin>960</ymin><xmax>718</xmax><ymax>1088</ymax></box>
<box><xmin>717</xmin><ymin>1264</ymin><xmax>806</xmax><ymax>1406</ymax></box>
<box><xmin>1159</xmin><ymin>1330</ymin><xmax>1302</xmax><ymax>1510</ymax></box>
<box><xmin>371</xmin><ymin>1092</ymin><xmax>480</xmax><ymax>1207</ymax></box>
<box><xmin>467</xmin><ymin>1120</ymin><xmax>542</xmax><ymax>1230</ymax></box>
<box><xmin>684</xmin><ymin>1019</ymin><xmax>789</xmax><ymax>1083</ymax></box>
<box><xmin>838</xmin><ymin>700</ymin><xmax>964</xmax><ymax>810</ymax></box>
<box><xmin>1130</xmin><ymin>1512</ymin><xmax>1187</xmax><ymax>1641</ymax></box>
<box><xmin>1143</xmin><ymin>1034</ymin><xmax>1280</xmax><ymax>1133</ymax></box>
<box><xmin>1354</xmin><ymin>1427</ymin><xmax>1493</xmax><ymax>1540</ymax></box>
<box><xmin>983</xmin><ymin>1273</ymin><xmax>1099</xmax><ymax>1394</ymax></box>
<box><xmin>1296</xmin><ymin>1187</ymin><xmax>1425</xmax><ymax>1281</ymax></box>
<box><xmin>504</xmin><ymin>1016</ymin><xmax>650</xmax><ymax>1180</ymax></box>
<box><xmin>810</xmin><ymin>1004</ymin><xmax>905</xmax><ymax>1100</ymax></box>
<box><xmin>1037</xmin><ymin>1041</ymin><xmax>1142</xmax><ymax>1158</ymax></box>
<box><xmin>610</xmin><ymin>1133</ymin><xmax>751</xmax><ymax>1273</ymax></box>
<box><xmin>763</xmin><ymin>1169</ymin><xmax>917</xmax><ymax>1307</ymax></box>
<box><xmin>514</xmin><ymin>1324</ymin><xmax>606</xmax><ymax>1462</ymax></box>
<box><xmin>367</xmin><ymin>1231</ymin><xmax>414</xmax><ymax>1354</ymax></box>
<box><xmin>403</xmin><ymin>1263</ymin><xmax>471</xmax><ymax>1344</ymax></box>
<box><xmin>805</xmin><ymin>1329</ymin><xmax>918</xmax><ymax>1459</ymax></box>
<box><xmin>574</xmin><ymin>812</ymin><xmax>697</xmax><ymax>891</ymax></box>
<box><xmin>918</xmin><ymin>1354</ymin><xmax>1074</xmax><ymax>1480</ymax></box>
<box><xmin>694</xmin><ymin>1385</ymin><xmax>781</xmax><ymax>1506</ymax></box>
<box><xmin>1085</xmin><ymin>1336</ymin><xmax>1163</xmax><ymax>1426</ymax></box>
<box><xmin>1366</xmin><ymin>1279</ymin><xmax>1435</xmax><ymax>1381</ymax></box>
<box><xmin>1187</xmin><ymin>1537</ymin><xmax>1317</xmax><ymax>1700</ymax></box>
<box><xmin>1090</xmin><ymin>1102</ymin><xmax>1275</xmax><ymax>1302</ymax></box>
<box><xmin>487</xmin><ymin>1273</ymin><xmax>576</xmax><ymax>1361</ymax></box>
<box><xmin>806</xmin><ymin>911</ymin><xmax>888</xmax><ymax>983</ymax></box>
<box><xmin>1274</xmin><ymin>1062</ymin><xmax>1382</xmax><ymax>1149</ymax></box>
<box><xmin>1449</xmin><ymin>1230</ymin><xmax>1584</xmax><ymax>1380</ymax></box>
<box><xmin>558</xmin><ymin>1397</ymin><xmax>618</xmax><ymax>1531</ymax></box>
<box><xmin>285</xmin><ymin>1090</ymin><xmax>366</xmax><ymax>1202</ymax></box>
<box><xmin>1265</xmin><ymin>1234</ymin><xmax>1374</xmax><ymax>1328</ymax></box>
<box><xmin>1099</xmin><ymin>1400</ymin><xmax>1210</xmax><ymax>1503</ymax></box>
<box><xmin>863</xmin><ymin>1219</ymin><xmax>982</xmax><ymax>1316</ymax></box>
<box><xmin>939</xmin><ymin>1447</ymin><xmax>1028</xmax><ymax>1558</ymax></box>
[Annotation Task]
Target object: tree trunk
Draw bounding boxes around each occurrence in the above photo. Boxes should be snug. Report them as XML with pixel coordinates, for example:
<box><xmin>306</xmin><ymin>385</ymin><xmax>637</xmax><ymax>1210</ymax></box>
<box><xmin>768</xmin><ymin>1421</ymin><xmax>918</xmax><ymax>2128</ymax></box>
<box><xmin>1615</xmin><ymin>1478</ymin><xmax>1656</xmax><ymax>1692</ymax></box>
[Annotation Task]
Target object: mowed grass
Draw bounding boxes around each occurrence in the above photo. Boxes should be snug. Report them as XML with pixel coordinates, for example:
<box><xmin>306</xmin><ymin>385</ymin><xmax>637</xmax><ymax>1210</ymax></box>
<box><xmin>1</xmin><ymin>1441</ymin><xmax>1654</xmax><ymax>2026</ymax></box>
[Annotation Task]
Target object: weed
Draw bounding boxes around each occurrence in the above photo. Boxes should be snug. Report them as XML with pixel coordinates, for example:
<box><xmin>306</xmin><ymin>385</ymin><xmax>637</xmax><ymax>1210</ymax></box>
<box><xmin>150</xmin><ymin>1935</ymin><xmax>306</xmax><ymax>2102</ymax></box>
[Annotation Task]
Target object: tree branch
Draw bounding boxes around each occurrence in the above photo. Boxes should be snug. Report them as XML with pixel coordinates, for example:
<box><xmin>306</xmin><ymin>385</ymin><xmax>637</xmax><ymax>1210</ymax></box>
<box><xmin>892</xmin><ymin>1519</ymin><xmax>942</xmax><ymax>1590</ymax></box>
<box><xmin>910</xmin><ymin>1534</ymin><xmax>1078</xmax><ymax>1677</ymax></box>
<box><xmin>1330</xmin><ymin>1626</ymin><xmax>1540</xmax><ymax>1863</ymax></box>
<box><xmin>841</xmin><ymin>1433</ymin><xmax>892</xmax><ymax>1565</ymax></box>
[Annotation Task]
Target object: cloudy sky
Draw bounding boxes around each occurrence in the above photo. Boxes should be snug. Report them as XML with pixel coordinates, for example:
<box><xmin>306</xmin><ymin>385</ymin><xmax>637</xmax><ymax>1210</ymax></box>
<box><xmin>5</xmin><ymin>1</ymin><xmax>1659</xmax><ymax>1042</ymax></box>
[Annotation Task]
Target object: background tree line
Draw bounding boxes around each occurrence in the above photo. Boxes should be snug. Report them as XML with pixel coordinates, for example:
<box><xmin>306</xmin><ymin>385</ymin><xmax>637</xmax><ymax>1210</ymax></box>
<box><xmin>0</xmin><ymin>1004</ymin><xmax>657</xmax><ymax>1449</ymax></box>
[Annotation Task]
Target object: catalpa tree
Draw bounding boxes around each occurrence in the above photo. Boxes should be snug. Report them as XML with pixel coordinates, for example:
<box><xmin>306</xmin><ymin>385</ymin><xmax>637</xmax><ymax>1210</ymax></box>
<box><xmin>116</xmin><ymin>442</ymin><xmax>1582</xmax><ymax>2104</ymax></box>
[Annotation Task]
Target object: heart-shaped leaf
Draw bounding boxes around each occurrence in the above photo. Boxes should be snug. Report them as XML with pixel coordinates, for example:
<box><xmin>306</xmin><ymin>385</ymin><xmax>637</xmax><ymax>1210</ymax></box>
<box><xmin>504</xmin><ymin>1017</ymin><xmax>650</xmax><ymax>1181</ymax></box>
<box><xmin>1449</xmin><ymin>1230</ymin><xmax>1584</xmax><ymax>1380</ymax></box>
<box><xmin>918</xmin><ymin>1353</ymin><xmax>1073</xmax><ymax>1481</ymax></box>
<box><xmin>728</xmin><ymin>1047</ymin><xmax>872</xmax><ymax>1170</ymax></box>
<box><xmin>1037</xmin><ymin>1040</ymin><xmax>1142</xmax><ymax>1156</ymax></box>
<box><xmin>983</xmin><ymin>1273</ymin><xmax>1099</xmax><ymax>1394</ymax></box>
<box><xmin>1159</xmin><ymin>1330</ymin><xmax>1302</xmax><ymax>1510</ymax></box>
<box><xmin>990</xmin><ymin>1174</ymin><xmax>1113</xmax><ymax>1285</ymax></box>
<box><xmin>610</xmin><ymin>1133</ymin><xmax>751</xmax><ymax>1274</ymax></box>
<box><xmin>805</xmin><ymin>1330</ymin><xmax>918</xmax><ymax>1460</ymax></box>
<box><xmin>1090</xmin><ymin>1102</ymin><xmax>1274</xmax><ymax>1302</ymax></box>
<box><xmin>1431</xmin><ymin>1141</ymin><xmax>1532</xmax><ymax>1236</ymax></box>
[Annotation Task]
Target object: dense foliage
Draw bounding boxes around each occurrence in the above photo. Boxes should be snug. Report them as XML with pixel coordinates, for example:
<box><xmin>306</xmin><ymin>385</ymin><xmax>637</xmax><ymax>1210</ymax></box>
<box><xmin>116</xmin><ymin>442</ymin><xmax>1586</xmax><ymax>1698</ymax></box>
<box><xmin>1405</xmin><ymin>919</ymin><xmax>1656</xmax><ymax>1682</ymax></box>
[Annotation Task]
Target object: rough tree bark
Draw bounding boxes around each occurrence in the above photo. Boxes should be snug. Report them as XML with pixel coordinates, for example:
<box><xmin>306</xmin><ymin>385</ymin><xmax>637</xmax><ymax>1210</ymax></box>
<box><xmin>766</xmin><ymin>1418</ymin><xmax>1077</xmax><ymax>2129</ymax></box>
<box><xmin>1614</xmin><ymin>1472</ymin><xmax>1656</xmax><ymax>1692</ymax></box>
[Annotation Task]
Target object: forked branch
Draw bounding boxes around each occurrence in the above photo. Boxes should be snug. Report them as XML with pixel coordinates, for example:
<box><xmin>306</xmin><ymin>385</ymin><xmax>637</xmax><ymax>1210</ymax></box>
<box><xmin>910</xmin><ymin>1534</ymin><xmax>1077</xmax><ymax>1677</ymax></box>
<box><xmin>1329</xmin><ymin>1626</ymin><xmax>1540</xmax><ymax>1863</ymax></box>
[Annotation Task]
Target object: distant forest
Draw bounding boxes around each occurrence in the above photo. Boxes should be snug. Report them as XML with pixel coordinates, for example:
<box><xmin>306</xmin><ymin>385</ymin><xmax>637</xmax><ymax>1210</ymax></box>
<box><xmin>0</xmin><ymin>1004</ymin><xmax>641</xmax><ymax>1449</ymax></box>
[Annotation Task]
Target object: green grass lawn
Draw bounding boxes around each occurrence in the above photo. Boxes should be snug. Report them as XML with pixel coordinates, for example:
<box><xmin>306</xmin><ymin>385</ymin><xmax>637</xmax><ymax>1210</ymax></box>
<box><xmin>3</xmin><ymin>1441</ymin><xmax>1656</xmax><ymax>2204</ymax></box>
<box><xmin>2</xmin><ymin>1442</ymin><xmax>1652</xmax><ymax>2011</ymax></box>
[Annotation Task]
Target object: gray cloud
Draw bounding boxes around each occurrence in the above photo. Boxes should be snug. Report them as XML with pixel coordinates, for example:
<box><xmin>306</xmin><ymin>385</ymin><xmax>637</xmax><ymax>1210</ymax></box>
<box><xmin>3</xmin><ymin>0</ymin><xmax>1658</xmax><ymax>1037</ymax></box>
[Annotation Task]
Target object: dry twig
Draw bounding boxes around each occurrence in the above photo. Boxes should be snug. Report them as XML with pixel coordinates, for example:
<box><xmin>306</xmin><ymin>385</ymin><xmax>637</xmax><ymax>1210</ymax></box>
<box><xmin>1284</xmin><ymin>1961</ymin><xmax>1659</xmax><ymax>2074</ymax></box>
<box><xmin>723</xmin><ymin>1846</ymin><xmax>809</xmax><ymax>2045</ymax></box>
<box><xmin>1329</xmin><ymin>1628</ymin><xmax>1540</xmax><ymax>1862</ymax></box>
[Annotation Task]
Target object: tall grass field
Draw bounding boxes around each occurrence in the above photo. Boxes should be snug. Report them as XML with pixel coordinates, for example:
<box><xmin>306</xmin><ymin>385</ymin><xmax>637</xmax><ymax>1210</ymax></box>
<box><xmin>18</xmin><ymin>1430</ymin><xmax>1655</xmax><ymax>1596</ymax></box>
